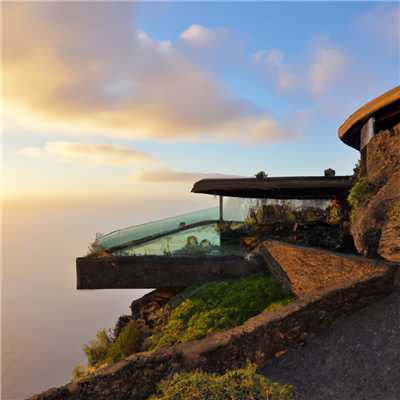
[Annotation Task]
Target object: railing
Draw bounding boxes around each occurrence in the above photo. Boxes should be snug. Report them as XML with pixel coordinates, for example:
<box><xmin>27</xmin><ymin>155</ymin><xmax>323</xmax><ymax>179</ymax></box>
<box><xmin>96</xmin><ymin>207</ymin><xmax>220</xmax><ymax>255</ymax></box>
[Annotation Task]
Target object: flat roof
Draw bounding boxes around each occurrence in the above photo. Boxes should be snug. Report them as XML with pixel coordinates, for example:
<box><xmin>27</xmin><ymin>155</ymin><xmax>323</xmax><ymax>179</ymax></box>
<box><xmin>339</xmin><ymin>86</ymin><xmax>400</xmax><ymax>150</ymax></box>
<box><xmin>191</xmin><ymin>176</ymin><xmax>354</xmax><ymax>200</ymax></box>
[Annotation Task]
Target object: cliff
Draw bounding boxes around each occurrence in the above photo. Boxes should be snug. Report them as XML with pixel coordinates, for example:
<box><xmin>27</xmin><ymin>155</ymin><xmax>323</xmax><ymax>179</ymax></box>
<box><xmin>350</xmin><ymin>123</ymin><xmax>400</xmax><ymax>261</ymax></box>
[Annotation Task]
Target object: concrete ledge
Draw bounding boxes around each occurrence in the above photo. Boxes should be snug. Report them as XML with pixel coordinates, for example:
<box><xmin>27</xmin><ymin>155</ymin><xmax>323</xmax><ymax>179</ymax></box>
<box><xmin>76</xmin><ymin>253</ymin><xmax>267</xmax><ymax>289</ymax></box>
<box><xmin>34</xmin><ymin>243</ymin><xmax>398</xmax><ymax>400</ymax></box>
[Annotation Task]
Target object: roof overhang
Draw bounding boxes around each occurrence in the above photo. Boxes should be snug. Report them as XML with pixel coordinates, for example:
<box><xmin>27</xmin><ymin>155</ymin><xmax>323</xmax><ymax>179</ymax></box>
<box><xmin>191</xmin><ymin>176</ymin><xmax>354</xmax><ymax>200</ymax></box>
<box><xmin>339</xmin><ymin>86</ymin><xmax>400</xmax><ymax>150</ymax></box>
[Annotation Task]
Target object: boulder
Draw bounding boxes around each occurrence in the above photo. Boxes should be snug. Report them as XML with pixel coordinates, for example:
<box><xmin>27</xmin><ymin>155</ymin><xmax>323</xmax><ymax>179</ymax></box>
<box><xmin>350</xmin><ymin>124</ymin><xmax>400</xmax><ymax>261</ymax></box>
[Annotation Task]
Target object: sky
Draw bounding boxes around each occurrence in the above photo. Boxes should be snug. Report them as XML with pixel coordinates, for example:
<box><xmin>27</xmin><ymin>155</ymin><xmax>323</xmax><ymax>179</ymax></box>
<box><xmin>1</xmin><ymin>2</ymin><xmax>399</xmax><ymax>398</ymax></box>
<box><xmin>3</xmin><ymin>1</ymin><xmax>399</xmax><ymax>209</ymax></box>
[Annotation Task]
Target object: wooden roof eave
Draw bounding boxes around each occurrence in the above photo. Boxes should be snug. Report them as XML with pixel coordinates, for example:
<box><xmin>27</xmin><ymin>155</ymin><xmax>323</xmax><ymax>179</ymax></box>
<box><xmin>338</xmin><ymin>86</ymin><xmax>400</xmax><ymax>150</ymax></box>
<box><xmin>191</xmin><ymin>176</ymin><xmax>355</xmax><ymax>200</ymax></box>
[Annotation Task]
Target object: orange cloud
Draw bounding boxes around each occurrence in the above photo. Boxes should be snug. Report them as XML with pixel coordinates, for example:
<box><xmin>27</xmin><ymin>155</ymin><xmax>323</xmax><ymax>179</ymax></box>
<box><xmin>17</xmin><ymin>142</ymin><xmax>160</xmax><ymax>167</ymax></box>
<box><xmin>131</xmin><ymin>166</ymin><xmax>244</xmax><ymax>183</ymax></box>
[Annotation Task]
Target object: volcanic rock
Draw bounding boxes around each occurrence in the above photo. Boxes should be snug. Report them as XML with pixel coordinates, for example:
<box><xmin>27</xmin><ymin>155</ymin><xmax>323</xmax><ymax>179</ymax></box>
<box><xmin>350</xmin><ymin>123</ymin><xmax>400</xmax><ymax>261</ymax></box>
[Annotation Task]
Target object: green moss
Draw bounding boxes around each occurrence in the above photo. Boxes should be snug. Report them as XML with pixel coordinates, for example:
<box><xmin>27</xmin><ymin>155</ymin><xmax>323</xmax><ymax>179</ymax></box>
<box><xmin>154</xmin><ymin>273</ymin><xmax>295</xmax><ymax>350</ymax></box>
<box><xmin>348</xmin><ymin>177</ymin><xmax>375</xmax><ymax>216</ymax></box>
<box><xmin>263</xmin><ymin>297</ymin><xmax>296</xmax><ymax>313</ymax></box>
<box><xmin>149</xmin><ymin>362</ymin><xmax>293</xmax><ymax>400</ymax></box>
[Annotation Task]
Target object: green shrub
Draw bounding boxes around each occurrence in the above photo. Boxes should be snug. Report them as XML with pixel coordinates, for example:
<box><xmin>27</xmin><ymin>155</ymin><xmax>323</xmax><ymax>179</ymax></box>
<box><xmin>348</xmin><ymin>177</ymin><xmax>375</xmax><ymax>215</ymax></box>
<box><xmin>106</xmin><ymin>321</ymin><xmax>141</xmax><ymax>364</ymax></box>
<box><xmin>149</xmin><ymin>362</ymin><xmax>293</xmax><ymax>400</ymax></box>
<box><xmin>154</xmin><ymin>273</ymin><xmax>295</xmax><ymax>350</ymax></box>
<box><xmin>83</xmin><ymin>328</ymin><xmax>112</xmax><ymax>368</ymax></box>
<box><xmin>81</xmin><ymin>321</ymin><xmax>142</xmax><ymax>371</ymax></box>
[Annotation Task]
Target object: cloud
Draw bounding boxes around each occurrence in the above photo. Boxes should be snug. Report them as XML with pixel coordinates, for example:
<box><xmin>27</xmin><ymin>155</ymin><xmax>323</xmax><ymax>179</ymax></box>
<box><xmin>131</xmin><ymin>167</ymin><xmax>244</xmax><ymax>183</ymax></box>
<box><xmin>180</xmin><ymin>24</ymin><xmax>229</xmax><ymax>46</ymax></box>
<box><xmin>3</xmin><ymin>3</ymin><xmax>302</xmax><ymax>146</ymax></box>
<box><xmin>17</xmin><ymin>142</ymin><xmax>160</xmax><ymax>167</ymax></box>
<box><xmin>354</xmin><ymin>4</ymin><xmax>399</xmax><ymax>55</ymax></box>
<box><xmin>251</xmin><ymin>41</ymin><xmax>350</xmax><ymax>99</ymax></box>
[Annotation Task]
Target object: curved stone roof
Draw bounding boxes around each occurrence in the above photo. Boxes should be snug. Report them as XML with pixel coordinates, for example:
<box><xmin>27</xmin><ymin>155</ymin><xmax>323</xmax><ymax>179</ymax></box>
<box><xmin>339</xmin><ymin>86</ymin><xmax>400</xmax><ymax>150</ymax></box>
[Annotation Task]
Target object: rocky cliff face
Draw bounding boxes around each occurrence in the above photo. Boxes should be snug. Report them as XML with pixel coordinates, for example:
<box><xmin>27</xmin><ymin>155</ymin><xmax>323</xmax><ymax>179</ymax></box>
<box><xmin>350</xmin><ymin>123</ymin><xmax>400</xmax><ymax>261</ymax></box>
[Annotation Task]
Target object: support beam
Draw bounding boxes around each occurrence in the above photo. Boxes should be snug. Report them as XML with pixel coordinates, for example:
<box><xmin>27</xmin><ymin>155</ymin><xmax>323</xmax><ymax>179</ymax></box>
<box><xmin>219</xmin><ymin>196</ymin><xmax>223</xmax><ymax>223</ymax></box>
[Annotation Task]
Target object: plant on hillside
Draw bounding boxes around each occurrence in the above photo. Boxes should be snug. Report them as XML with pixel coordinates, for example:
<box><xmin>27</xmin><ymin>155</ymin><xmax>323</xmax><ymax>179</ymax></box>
<box><xmin>106</xmin><ymin>321</ymin><xmax>141</xmax><ymax>364</ymax></box>
<box><xmin>353</xmin><ymin>160</ymin><xmax>361</xmax><ymax>178</ymax></box>
<box><xmin>348</xmin><ymin>177</ymin><xmax>375</xmax><ymax>216</ymax></box>
<box><xmin>153</xmin><ymin>273</ymin><xmax>295</xmax><ymax>350</ymax></box>
<box><xmin>72</xmin><ymin>364</ymin><xmax>88</xmax><ymax>382</ymax></box>
<box><xmin>83</xmin><ymin>328</ymin><xmax>113</xmax><ymax>368</ymax></box>
<box><xmin>149</xmin><ymin>362</ymin><xmax>293</xmax><ymax>400</ymax></box>
<box><xmin>112</xmin><ymin>315</ymin><xmax>132</xmax><ymax>340</ymax></box>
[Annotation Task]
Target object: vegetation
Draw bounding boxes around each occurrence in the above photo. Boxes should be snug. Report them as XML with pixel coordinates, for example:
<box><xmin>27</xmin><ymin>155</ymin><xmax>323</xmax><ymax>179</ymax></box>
<box><xmin>72</xmin><ymin>319</ymin><xmax>142</xmax><ymax>381</ymax></box>
<box><xmin>153</xmin><ymin>273</ymin><xmax>295</xmax><ymax>350</ymax></box>
<box><xmin>106</xmin><ymin>321</ymin><xmax>141</xmax><ymax>364</ymax></box>
<box><xmin>86</xmin><ymin>232</ymin><xmax>105</xmax><ymax>256</ymax></box>
<box><xmin>327</xmin><ymin>200</ymin><xmax>345</xmax><ymax>227</ymax></box>
<box><xmin>73</xmin><ymin>275</ymin><xmax>295</xmax><ymax>381</ymax></box>
<box><xmin>348</xmin><ymin>177</ymin><xmax>375</xmax><ymax>216</ymax></box>
<box><xmin>353</xmin><ymin>160</ymin><xmax>361</xmax><ymax>178</ymax></box>
<box><xmin>255</xmin><ymin>171</ymin><xmax>268</xmax><ymax>179</ymax></box>
<box><xmin>72</xmin><ymin>364</ymin><xmax>87</xmax><ymax>381</ymax></box>
<box><xmin>83</xmin><ymin>327</ymin><xmax>113</xmax><ymax>368</ymax></box>
<box><xmin>149</xmin><ymin>362</ymin><xmax>293</xmax><ymax>400</ymax></box>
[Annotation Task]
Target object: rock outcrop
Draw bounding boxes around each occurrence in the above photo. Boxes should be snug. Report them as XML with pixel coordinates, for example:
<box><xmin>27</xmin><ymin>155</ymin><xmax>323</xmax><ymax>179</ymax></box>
<box><xmin>350</xmin><ymin>123</ymin><xmax>400</xmax><ymax>261</ymax></box>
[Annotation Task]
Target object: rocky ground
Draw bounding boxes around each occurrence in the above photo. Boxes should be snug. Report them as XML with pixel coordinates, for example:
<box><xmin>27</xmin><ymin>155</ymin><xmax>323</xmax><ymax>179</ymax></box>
<box><xmin>260</xmin><ymin>267</ymin><xmax>400</xmax><ymax>400</ymax></box>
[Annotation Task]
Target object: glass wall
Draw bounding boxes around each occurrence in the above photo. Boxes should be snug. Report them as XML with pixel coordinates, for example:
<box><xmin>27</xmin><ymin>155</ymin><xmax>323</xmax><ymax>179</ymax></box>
<box><xmin>113</xmin><ymin>224</ymin><xmax>221</xmax><ymax>256</ymax></box>
<box><xmin>96</xmin><ymin>207</ymin><xmax>219</xmax><ymax>250</ymax></box>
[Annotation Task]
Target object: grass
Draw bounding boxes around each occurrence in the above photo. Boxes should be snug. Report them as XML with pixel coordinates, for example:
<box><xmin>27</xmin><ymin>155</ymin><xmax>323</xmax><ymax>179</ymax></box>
<box><xmin>152</xmin><ymin>273</ymin><xmax>295</xmax><ymax>350</ymax></box>
<box><xmin>149</xmin><ymin>362</ymin><xmax>294</xmax><ymax>400</ymax></box>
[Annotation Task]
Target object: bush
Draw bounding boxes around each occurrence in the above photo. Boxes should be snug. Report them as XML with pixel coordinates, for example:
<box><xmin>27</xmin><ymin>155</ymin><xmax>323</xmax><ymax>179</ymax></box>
<box><xmin>154</xmin><ymin>273</ymin><xmax>295</xmax><ymax>350</ymax></box>
<box><xmin>81</xmin><ymin>320</ymin><xmax>142</xmax><ymax>371</ymax></box>
<box><xmin>327</xmin><ymin>200</ymin><xmax>344</xmax><ymax>226</ymax></box>
<box><xmin>106</xmin><ymin>321</ymin><xmax>142</xmax><ymax>364</ymax></box>
<box><xmin>113</xmin><ymin>315</ymin><xmax>132</xmax><ymax>340</ymax></box>
<box><xmin>348</xmin><ymin>177</ymin><xmax>375</xmax><ymax>215</ymax></box>
<box><xmin>83</xmin><ymin>328</ymin><xmax>112</xmax><ymax>368</ymax></box>
<box><xmin>72</xmin><ymin>363</ymin><xmax>88</xmax><ymax>382</ymax></box>
<box><xmin>150</xmin><ymin>362</ymin><xmax>293</xmax><ymax>400</ymax></box>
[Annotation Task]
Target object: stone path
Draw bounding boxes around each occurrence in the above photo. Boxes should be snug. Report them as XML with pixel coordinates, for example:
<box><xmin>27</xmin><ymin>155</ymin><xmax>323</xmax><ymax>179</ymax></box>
<box><xmin>260</xmin><ymin>269</ymin><xmax>400</xmax><ymax>400</ymax></box>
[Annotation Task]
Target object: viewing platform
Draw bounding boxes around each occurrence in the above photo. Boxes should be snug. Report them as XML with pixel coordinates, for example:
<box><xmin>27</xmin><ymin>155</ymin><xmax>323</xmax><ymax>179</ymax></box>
<box><xmin>76</xmin><ymin>85</ymin><xmax>400</xmax><ymax>291</ymax></box>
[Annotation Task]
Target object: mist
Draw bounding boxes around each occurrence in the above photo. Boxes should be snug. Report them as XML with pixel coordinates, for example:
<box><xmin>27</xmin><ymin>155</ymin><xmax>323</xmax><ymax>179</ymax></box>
<box><xmin>1</xmin><ymin>195</ymin><xmax>216</xmax><ymax>399</ymax></box>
